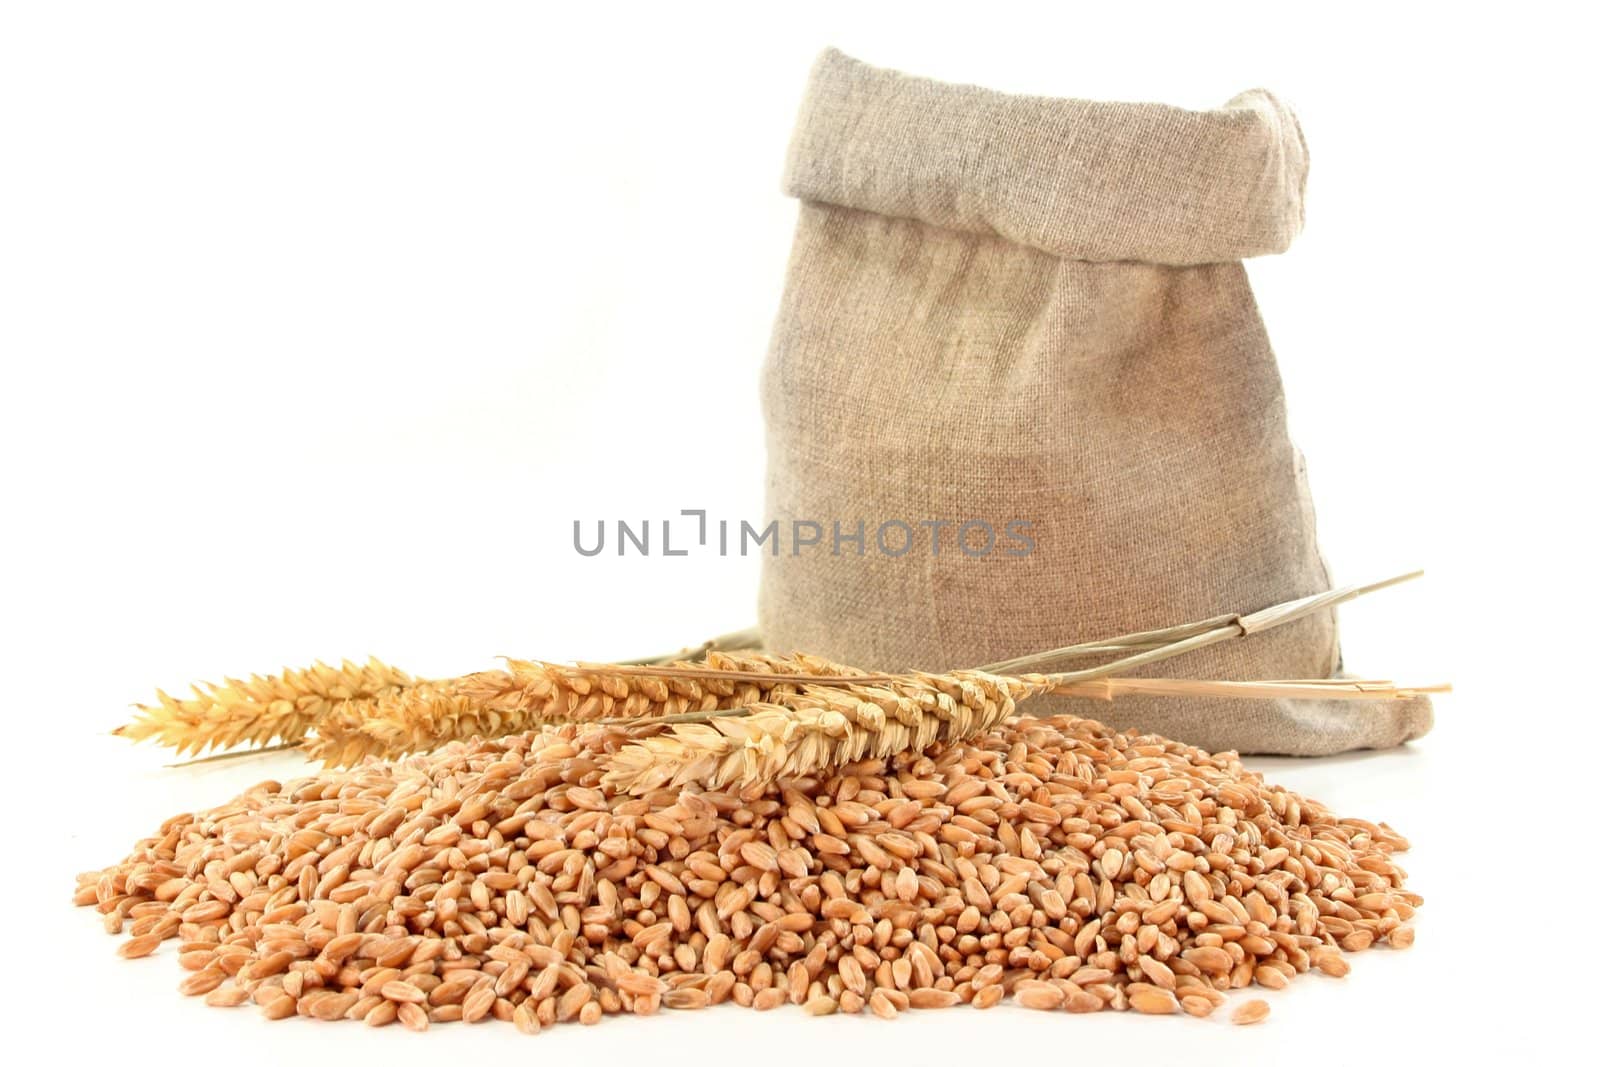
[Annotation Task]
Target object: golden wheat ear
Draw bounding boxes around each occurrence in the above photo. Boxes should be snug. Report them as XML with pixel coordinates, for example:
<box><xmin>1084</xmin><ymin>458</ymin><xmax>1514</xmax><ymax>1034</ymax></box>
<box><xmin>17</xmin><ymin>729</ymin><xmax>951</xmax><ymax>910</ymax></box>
<box><xmin>600</xmin><ymin>670</ymin><xmax>1029</xmax><ymax>793</ymax></box>
<box><xmin>117</xmin><ymin>657</ymin><xmax>412</xmax><ymax>755</ymax></box>
<box><xmin>301</xmin><ymin>651</ymin><xmax>864</xmax><ymax>766</ymax></box>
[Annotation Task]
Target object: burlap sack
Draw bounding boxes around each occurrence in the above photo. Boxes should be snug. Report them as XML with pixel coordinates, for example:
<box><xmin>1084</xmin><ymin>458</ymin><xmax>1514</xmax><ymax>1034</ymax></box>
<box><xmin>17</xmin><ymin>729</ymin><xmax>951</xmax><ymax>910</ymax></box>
<box><xmin>756</xmin><ymin>49</ymin><xmax>1431</xmax><ymax>755</ymax></box>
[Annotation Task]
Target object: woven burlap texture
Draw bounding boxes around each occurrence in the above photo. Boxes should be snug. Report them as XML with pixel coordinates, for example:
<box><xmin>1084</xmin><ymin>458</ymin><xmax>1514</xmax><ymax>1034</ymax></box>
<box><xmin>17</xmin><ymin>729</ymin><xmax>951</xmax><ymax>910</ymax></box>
<box><xmin>756</xmin><ymin>49</ymin><xmax>1430</xmax><ymax>755</ymax></box>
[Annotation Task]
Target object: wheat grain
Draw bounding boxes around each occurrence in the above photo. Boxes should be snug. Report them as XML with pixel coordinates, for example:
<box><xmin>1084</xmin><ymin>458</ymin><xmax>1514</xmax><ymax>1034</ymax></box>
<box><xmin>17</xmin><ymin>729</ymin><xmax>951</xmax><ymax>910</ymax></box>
<box><xmin>1016</xmin><ymin>984</ymin><xmax>1066</xmax><ymax>1011</ymax></box>
<box><xmin>78</xmin><ymin>711</ymin><xmax>1419</xmax><ymax>1031</ymax></box>
<box><xmin>117</xmin><ymin>933</ymin><xmax>161</xmax><ymax>959</ymax></box>
<box><xmin>1129</xmin><ymin>989</ymin><xmax>1180</xmax><ymax>1015</ymax></box>
<box><xmin>1232</xmin><ymin>999</ymin><xmax>1271</xmax><ymax>1025</ymax></box>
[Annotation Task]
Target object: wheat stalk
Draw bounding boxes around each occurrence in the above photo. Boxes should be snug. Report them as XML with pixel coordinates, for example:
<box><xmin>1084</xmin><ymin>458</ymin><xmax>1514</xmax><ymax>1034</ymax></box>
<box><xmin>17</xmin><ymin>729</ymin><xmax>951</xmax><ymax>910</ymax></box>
<box><xmin>114</xmin><ymin>658</ymin><xmax>413</xmax><ymax>755</ymax></box>
<box><xmin>1045</xmin><ymin>676</ymin><xmax>1445</xmax><ymax>701</ymax></box>
<box><xmin>619</xmin><ymin>625</ymin><xmax>765</xmax><ymax>665</ymax></box>
<box><xmin>977</xmin><ymin>570</ymin><xmax>1422</xmax><ymax>673</ymax></box>
<box><xmin>573</xmin><ymin>572</ymin><xmax>1424</xmax><ymax>692</ymax></box>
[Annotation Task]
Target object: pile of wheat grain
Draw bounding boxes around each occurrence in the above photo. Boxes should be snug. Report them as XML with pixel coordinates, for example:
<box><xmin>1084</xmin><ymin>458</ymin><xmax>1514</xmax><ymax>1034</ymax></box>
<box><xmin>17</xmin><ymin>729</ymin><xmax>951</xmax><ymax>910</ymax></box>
<box><xmin>76</xmin><ymin>714</ymin><xmax>1417</xmax><ymax>1030</ymax></box>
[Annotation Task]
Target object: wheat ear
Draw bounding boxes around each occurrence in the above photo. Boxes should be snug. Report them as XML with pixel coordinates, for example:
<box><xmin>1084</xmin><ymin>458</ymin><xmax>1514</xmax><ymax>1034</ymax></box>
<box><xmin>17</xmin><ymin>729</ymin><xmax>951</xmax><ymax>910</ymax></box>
<box><xmin>114</xmin><ymin>658</ymin><xmax>413</xmax><ymax>755</ymax></box>
<box><xmin>602</xmin><ymin>671</ymin><xmax>1032</xmax><ymax>793</ymax></box>
<box><xmin>303</xmin><ymin>651</ymin><xmax>866</xmax><ymax>766</ymax></box>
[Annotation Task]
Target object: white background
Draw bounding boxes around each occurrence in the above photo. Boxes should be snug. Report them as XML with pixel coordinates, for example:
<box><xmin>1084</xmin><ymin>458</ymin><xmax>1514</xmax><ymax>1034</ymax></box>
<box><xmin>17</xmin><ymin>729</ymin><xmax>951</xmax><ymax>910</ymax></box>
<box><xmin>2</xmin><ymin>2</ymin><xmax>1594</xmax><ymax>1063</ymax></box>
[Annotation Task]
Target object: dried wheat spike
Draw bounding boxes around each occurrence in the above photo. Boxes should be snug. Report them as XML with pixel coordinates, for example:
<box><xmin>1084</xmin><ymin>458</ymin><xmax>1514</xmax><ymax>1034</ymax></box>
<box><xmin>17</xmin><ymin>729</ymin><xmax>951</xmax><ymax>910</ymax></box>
<box><xmin>602</xmin><ymin>670</ymin><xmax>1036</xmax><ymax>793</ymax></box>
<box><xmin>305</xmin><ymin>651</ymin><xmax>864</xmax><ymax>766</ymax></box>
<box><xmin>699</xmin><ymin>650</ymin><xmax>866</xmax><ymax>677</ymax></box>
<box><xmin>115</xmin><ymin>658</ymin><xmax>413</xmax><ymax>755</ymax></box>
